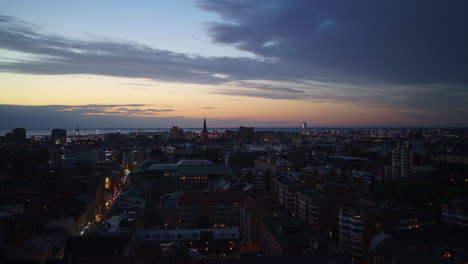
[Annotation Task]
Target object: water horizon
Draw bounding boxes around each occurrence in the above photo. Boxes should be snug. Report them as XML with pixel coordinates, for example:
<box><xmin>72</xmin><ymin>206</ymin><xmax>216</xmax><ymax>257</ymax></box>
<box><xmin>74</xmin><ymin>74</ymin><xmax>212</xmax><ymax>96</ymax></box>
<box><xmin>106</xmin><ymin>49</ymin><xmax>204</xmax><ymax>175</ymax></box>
<box><xmin>0</xmin><ymin>126</ymin><xmax>461</xmax><ymax>137</ymax></box>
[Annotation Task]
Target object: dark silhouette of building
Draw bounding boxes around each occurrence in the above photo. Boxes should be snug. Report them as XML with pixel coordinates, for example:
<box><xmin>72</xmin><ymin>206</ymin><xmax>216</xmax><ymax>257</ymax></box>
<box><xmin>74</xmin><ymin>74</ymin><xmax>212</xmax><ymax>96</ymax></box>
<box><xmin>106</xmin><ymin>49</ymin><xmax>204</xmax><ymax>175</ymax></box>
<box><xmin>51</xmin><ymin>128</ymin><xmax>67</xmax><ymax>144</ymax></box>
<box><xmin>169</xmin><ymin>126</ymin><xmax>184</xmax><ymax>139</ymax></box>
<box><xmin>5</xmin><ymin>128</ymin><xmax>26</xmax><ymax>145</ymax></box>
<box><xmin>241</xmin><ymin>168</ymin><xmax>277</xmax><ymax>194</ymax></box>
<box><xmin>239</xmin><ymin>126</ymin><xmax>255</xmax><ymax>140</ymax></box>
<box><xmin>370</xmin><ymin>228</ymin><xmax>468</xmax><ymax>264</ymax></box>
<box><xmin>202</xmin><ymin>117</ymin><xmax>208</xmax><ymax>144</ymax></box>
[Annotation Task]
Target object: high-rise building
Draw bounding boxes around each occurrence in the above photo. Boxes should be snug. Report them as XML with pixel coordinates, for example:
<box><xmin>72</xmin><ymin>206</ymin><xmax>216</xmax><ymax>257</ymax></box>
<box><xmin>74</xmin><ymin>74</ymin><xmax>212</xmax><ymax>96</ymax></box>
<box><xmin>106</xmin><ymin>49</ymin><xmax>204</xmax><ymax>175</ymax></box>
<box><xmin>338</xmin><ymin>199</ymin><xmax>433</xmax><ymax>263</ymax></box>
<box><xmin>239</xmin><ymin>126</ymin><xmax>255</xmax><ymax>140</ymax></box>
<box><xmin>169</xmin><ymin>126</ymin><xmax>184</xmax><ymax>139</ymax></box>
<box><xmin>302</xmin><ymin>122</ymin><xmax>308</xmax><ymax>135</ymax></box>
<box><xmin>6</xmin><ymin>128</ymin><xmax>26</xmax><ymax>144</ymax></box>
<box><xmin>388</xmin><ymin>141</ymin><xmax>428</xmax><ymax>179</ymax></box>
<box><xmin>202</xmin><ymin>117</ymin><xmax>208</xmax><ymax>144</ymax></box>
<box><xmin>74</xmin><ymin>124</ymin><xmax>80</xmax><ymax>136</ymax></box>
<box><xmin>51</xmin><ymin>128</ymin><xmax>67</xmax><ymax>144</ymax></box>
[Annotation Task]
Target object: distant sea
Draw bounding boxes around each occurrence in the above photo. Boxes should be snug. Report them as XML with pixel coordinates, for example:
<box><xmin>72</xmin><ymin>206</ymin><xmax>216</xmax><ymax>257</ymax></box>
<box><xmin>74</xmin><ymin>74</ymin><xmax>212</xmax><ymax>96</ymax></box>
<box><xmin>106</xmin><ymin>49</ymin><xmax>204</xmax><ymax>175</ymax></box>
<box><xmin>0</xmin><ymin>127</ymin><xmax>310</xmax><ymax>137</ymax></box>
<box><xmin>0</xmin><ymin>126</ymin><xmax>441</xmax><ymax>137</ymax></box>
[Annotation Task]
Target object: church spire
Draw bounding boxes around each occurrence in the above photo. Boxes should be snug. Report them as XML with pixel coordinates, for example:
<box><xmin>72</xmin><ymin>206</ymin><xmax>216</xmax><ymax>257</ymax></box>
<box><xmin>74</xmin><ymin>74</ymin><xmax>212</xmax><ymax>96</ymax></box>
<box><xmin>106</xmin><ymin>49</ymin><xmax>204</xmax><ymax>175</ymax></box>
<box><xmin>202</xmin><ymin>117</ymin><xmax>208</xmax><ymax>144</ymax></box>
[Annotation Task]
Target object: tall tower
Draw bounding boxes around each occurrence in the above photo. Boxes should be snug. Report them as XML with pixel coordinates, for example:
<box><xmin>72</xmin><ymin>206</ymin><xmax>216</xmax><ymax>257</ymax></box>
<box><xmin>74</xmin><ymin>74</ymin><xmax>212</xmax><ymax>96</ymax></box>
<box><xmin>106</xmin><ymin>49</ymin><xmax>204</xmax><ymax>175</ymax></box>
<box><xmin>202</xmin><ymin>117</ymin><xmax>208</xmax><ymax>144</ymax></box>
<box><xmin>302</xmin><ymin>122</ymin><xmax>308</xmax><ymax>135</ymax></box>
<box><xmin>74</xmin><ymin>124</ymin><xmax>80</xmax><ymax>136</ymax></box>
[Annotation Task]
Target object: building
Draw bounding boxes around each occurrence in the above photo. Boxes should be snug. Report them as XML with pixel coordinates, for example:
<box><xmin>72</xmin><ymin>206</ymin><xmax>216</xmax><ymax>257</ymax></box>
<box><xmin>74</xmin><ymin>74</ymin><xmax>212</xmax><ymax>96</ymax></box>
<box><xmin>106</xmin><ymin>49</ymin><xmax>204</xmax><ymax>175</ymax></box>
<box><xmin>295</xmin><ymin>189</ymin><xmax>337</xmax><ymax>236</ymax></box>
<box><xmin>259</xmin><ymin>216</ymin><xmax>309</xmax><ymax>255</ymax></box>
<box><xmin>370</xmin><ymin>228</ymin><xmax>468</xmax><ymax>264</ymax></box>
<box><xmin>51</xmin><ymin>128</ymin><xmax>67</xmax><ymax>144</ymax></box>
<box><xmin>442</xmin><ymin>198</ymin><xmax>468</xmax><ymax>227</ymax></box>
<box><xmin>5</xmin><ymin>128</ymin><xmax>27</xmax><ymax>145</ymax></box>
<box><xmin>239</xmin><ymin>126</ymin><xmax>255</xmax><ymax>140</ymax></box>
<box><xmin>302</xmin><ymin>122</ymin><xmax>308</xmax><ymax>135</ymax></box>
<box><xmin>169</xmin><ymin>126</ymin><xmax>184</xmax><ymax>139</ymax></box>
<box><xmin>276</xmin><ymin>180</ymin><xmax>300</xmax><ymax>216</ymax></box>
<box><xmin>389</xmin><ymin>141</ymin><xmax>429</xmax><ymax>179</ymax></box>
<box><xmin>146</xmin><ymin>160</ymin><xmax>236</xmax><ymax>207</ymax></box>
<box><xmin>64</xmin><ymin>234</ymin><xmax>133</xmax><ymax>264</ymax></box>
<box><xmin>93</xmin><ymin>148</ymin><xmax>113</xmax><ymax>164</ymax></box>
<box><xmin>241</xmin><ymin>190</ymin><xmax>284</xmax><ymax>251</ymax></box>
<box><xmin>202</xmin><ymin>117</ymin><xmax>208</xmax><ymax>144</ymax></box>
<box><xmin>135</xmin><ymin>227</ymin><xmax>240</xmax><ymax>257</ymax></box>
<box><xmin>300</xmin><ymin>166</ymin><xmax>337</xmax><ymax>189</ymax></box>
<box><xmin>240</xmin><ymin>168</ymin><xmax>277</xmax><ymax>194</ymax></box>
<box><xmin>229</xmin><ymin>255</ymin><xmax>352</xmax><ymax>264</ymax></box>
<box><xmin>338</xmin><ymin>200</ymin><xmax>433</xmax><ymax>263</ymax></box>
<box><xmin>175</xmin><ymin>190</ymin><xmax>245</xmax><ymax>229</ymax></box>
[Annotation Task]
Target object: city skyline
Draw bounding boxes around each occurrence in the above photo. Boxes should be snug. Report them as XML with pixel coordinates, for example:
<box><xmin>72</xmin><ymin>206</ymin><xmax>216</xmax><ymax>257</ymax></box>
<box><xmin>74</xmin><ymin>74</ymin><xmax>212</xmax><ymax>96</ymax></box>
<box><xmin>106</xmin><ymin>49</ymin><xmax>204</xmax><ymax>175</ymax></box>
<box><xmin>1</xmin><ymin>1</ymin><xmax>467</xmax><ymax>128</ymax></box>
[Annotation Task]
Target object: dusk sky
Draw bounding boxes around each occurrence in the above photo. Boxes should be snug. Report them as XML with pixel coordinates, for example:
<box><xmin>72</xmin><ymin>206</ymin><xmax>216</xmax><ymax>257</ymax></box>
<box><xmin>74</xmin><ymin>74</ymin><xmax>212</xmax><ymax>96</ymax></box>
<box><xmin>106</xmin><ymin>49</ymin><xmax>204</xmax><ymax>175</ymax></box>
<box><xmin>1</xmin><ymin>0</ymin><xmax>467</xmax><ymax>128</ymax></box>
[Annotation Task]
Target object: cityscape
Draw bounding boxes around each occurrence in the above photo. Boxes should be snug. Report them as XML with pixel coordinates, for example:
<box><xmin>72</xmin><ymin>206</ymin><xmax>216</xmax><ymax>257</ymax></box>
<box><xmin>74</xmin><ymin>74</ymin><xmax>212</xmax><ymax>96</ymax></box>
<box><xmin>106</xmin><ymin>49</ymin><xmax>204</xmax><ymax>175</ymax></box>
<box><xmin>1</xmin><ymin>1</ymin><xmax>468</xmax><ymax>264</ymax></box>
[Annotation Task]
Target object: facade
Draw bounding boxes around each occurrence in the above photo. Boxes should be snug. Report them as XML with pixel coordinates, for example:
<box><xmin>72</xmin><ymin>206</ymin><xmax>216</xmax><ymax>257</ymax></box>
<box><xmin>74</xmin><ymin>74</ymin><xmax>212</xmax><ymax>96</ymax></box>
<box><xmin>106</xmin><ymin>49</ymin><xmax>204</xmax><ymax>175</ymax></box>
<box><xmin>240</xmin><ymin>167</ymin><xmax>277</xmax><ymax>194</ymax></box>
<box><xmin>239</xmin><ymin>126</ymin><xmax>255</xmax><ymax>140</ymax></box>
<box><xmin>276</xmin><ymin>180</ymin><xmax>299</xmax><ymax>216</ymax></box>
<box><xmin>169</xmin><ymin>126</ymin><xmax>184</xmax><ymax>139</ymax></box>
<box><xmin>339</xmin><ymin>200</ymin><xmax>433</xmax><ymax>263</ymax></box>
<box><xmin>136</xmin><ymin>227</ymin><xmax>240</xmax><ymax>257</ymax></box>
<box><xmin>259</xmin><ymin>217</ymin><xmax>309</xmax><ymax>256</ymax></box>
<box><xmin>51</xmin><ymin>128</ymin><xmax>67</xmax><ymax>144</ymax></box>
<box><xmin>370</xmin><ymin>229</ymin><xmax>468</xmax><ymax>264</ymax></box>
<box><xmin>241</xmin><ymin>190</ymin><xmax>283</xmax><ymax>251</ymax></box>
<box><xmin>300</xmin><ymin>166</ymin><xmax>337</xmax><ymax>189</ymax></box>
<box><xmin>295</xmin><ymin>189</ymin><xmax>338</xmax><ymax>236</ymax></box>
<box><xmin>389</xmin><ymin>141</ymin><xmax>428</xmax><ymax>179</ymax></box>
<box><xmin>146</xmin><ymin>160</ymin><xmax>236</xmax><ymax>206</ymax></box>
<box><xmin>175</xmin><ymin>191</ymin><xmax>245</xmax><ymax>229</ymax></box>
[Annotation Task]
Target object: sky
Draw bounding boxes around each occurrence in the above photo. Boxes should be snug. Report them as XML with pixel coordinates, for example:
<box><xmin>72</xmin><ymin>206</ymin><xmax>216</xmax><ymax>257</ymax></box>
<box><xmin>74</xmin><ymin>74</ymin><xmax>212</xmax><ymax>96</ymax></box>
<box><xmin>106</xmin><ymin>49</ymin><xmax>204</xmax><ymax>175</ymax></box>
<box><xmin>1</xmin><ymin>0</ymin><xmax>467</xmax><ymax>128</ymax></box>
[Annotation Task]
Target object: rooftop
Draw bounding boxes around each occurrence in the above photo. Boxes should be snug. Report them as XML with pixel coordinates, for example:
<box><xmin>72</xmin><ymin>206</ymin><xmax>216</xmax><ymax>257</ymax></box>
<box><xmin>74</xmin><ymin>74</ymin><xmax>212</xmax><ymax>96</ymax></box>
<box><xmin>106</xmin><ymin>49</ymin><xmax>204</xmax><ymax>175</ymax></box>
<box><xmin>177</xmin><ymin>159</ymin><xmax>213</xmax><ymax>166</ymax></box>
<box><xmin>178</xmin><ymin>190</ymin><xmax>246</xmax><ymax>204</ymax></box>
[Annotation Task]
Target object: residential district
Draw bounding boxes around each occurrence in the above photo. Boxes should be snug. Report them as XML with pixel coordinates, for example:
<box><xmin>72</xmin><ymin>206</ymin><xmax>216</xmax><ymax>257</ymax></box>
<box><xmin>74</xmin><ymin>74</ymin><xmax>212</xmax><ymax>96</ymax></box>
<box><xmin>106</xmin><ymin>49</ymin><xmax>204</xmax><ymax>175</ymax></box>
<box><xmin>0</xmin><ymin>120</ymin><xmax>467</xmax><ymax>264</ymax></box>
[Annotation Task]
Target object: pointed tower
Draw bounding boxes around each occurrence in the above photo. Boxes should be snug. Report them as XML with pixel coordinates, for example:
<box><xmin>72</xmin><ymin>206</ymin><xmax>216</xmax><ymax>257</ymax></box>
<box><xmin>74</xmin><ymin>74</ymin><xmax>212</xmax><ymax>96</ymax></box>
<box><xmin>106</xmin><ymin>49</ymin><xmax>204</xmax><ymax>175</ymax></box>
<box><xmin>74</xmin><ymin>124</ymin><xmax>80</xmax><ymax>136</ymax></box>
<box><xmin>202</xmin><ymin>117</ymin><xmax>208</xmax><ymax>144</ymax></box>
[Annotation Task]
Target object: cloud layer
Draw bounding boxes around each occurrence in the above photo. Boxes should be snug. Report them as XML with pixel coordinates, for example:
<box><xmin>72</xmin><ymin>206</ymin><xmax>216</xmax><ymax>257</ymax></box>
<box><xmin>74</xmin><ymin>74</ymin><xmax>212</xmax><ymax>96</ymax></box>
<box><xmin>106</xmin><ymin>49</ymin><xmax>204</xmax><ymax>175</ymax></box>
<box><xmin>0</xmin><ymin>104</ymin><xmax>292</xmax><ymax>129</ymax></box>
<box><xmin>1</xmin><ymin>0</ymin><xmax>468</xmax><ymax>126</ymax></box>
<box><xmin>199</xmin><ymin>0</ymin><xmax>468</xmax><ymax>85</ymax></box>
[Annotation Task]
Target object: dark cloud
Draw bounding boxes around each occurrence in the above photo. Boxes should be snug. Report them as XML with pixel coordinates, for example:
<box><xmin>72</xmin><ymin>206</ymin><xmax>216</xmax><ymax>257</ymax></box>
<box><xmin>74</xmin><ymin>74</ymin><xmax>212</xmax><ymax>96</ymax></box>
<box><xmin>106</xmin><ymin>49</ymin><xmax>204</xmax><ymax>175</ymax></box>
<box><xmin>232</xmin><ymin>81</ymin><xmax>305</xmax><ymax>94</ymax></box>
<box><xmin>0</xmin><ymin>104</ymin><xmax>181</xmax><ymax>128</ymax></box>
<box><xmin>0</xmin><ymin>15</ymin><xmax>294</xmax><ymax>84</ymax></box>
<box><xmin>56</xmin><ymin>104</ymin><xmax>146</xmax><ymax>109</ymax></box>
<box><xmin>214</xmin><ymin>89</ymin><xmax>304</xmax><ymax>100</ymax></box>
<box><xmin>0</xmin><ymin>104</ymin><xmax>174</xmax><ymax>120</ymax></box>
<box><xmin>198</xmin><ymin>0</ymin><xmax>468</xmax><ymax>85</ymax></box>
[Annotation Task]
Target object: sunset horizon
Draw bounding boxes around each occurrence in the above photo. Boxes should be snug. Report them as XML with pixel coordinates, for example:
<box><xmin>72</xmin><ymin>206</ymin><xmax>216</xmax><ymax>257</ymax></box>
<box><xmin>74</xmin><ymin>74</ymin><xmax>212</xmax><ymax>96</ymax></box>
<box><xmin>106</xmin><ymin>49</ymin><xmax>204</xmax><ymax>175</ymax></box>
<box><xmin>1</xmin><ymin>1</ymin><xmax>467</xmax><ymax>128</ymax></box>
